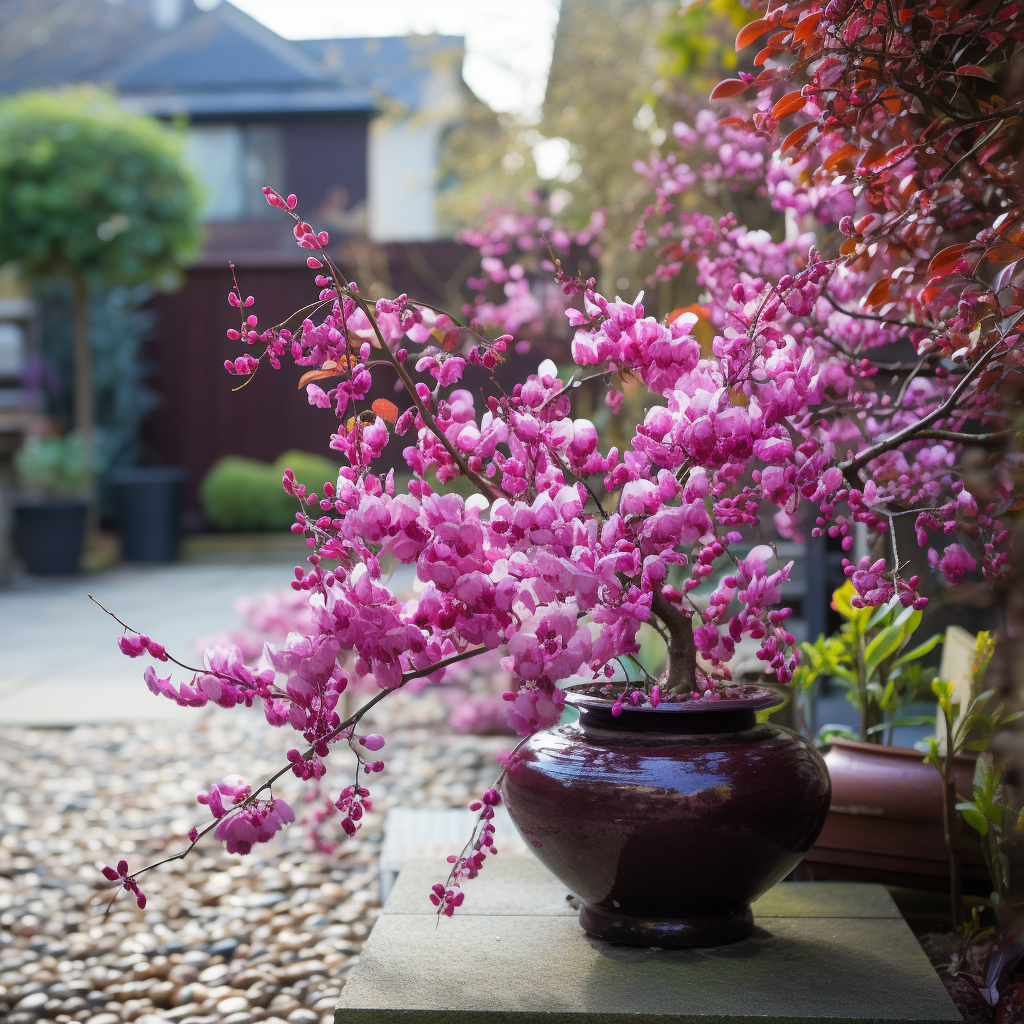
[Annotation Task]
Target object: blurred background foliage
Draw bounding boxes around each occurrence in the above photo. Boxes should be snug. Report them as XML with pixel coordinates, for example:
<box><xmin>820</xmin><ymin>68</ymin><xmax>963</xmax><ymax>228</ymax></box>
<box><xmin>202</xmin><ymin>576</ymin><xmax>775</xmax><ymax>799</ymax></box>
<box><xmin>441</xmin><ymin>0</ymin><xmax>760</xmax><ymax>304</ymax></box>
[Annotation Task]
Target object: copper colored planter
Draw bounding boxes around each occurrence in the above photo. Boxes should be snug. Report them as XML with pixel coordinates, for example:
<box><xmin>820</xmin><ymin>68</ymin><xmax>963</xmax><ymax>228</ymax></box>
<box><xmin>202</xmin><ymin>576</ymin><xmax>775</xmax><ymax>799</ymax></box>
<box><xmin>500</xmin><ymin>689</ymin><xmax>831</xmax><ymax>948</ymax></box>
<box><xmin>803</xmin><ymin>739</ymin><xmax>987</xmax><ymax>891</ymax></box>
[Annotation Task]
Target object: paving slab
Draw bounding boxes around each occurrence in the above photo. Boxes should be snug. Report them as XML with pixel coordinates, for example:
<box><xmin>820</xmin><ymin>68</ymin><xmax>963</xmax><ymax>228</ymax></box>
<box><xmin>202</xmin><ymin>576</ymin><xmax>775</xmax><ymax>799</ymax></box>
<box><xmin>0</xmin><ymin>553</ymin><xmax>413</xmax><ymax>725</ymax></box>
<box><xmin>338</xmin><ymin>857</ymin><xmax>959</xmax><ymax>1024</ymax></box>
<box><xmin>379</xmin><ymin>806</ymin><xmax>529</xmax><ymax>905</ymax></box>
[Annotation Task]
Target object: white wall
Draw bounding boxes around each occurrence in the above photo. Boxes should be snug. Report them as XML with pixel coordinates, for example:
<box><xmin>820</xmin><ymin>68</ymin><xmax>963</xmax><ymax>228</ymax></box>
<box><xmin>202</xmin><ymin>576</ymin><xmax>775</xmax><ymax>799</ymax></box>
<box><xmin>368</xmin><ymin>117</ymin><xmax>442</xmax><ymax>243</ymax></box>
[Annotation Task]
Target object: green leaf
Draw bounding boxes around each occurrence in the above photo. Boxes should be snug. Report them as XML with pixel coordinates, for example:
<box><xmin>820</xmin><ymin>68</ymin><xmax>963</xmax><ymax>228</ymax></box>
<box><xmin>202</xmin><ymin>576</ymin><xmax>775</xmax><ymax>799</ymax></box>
<box><xmin>866</xmin><ymin>596</ymin><xmax>900</xmax><ymax>631</ymax></box>
<box><xmin>866</xmin><ymin>715</ymin><xmax>936</xmax><ymax>735</ymax></box>
<box><xmin>891</xmin><ymin>633</ymin><xmax>943</xmax><ymax>668</ymax></box>
<box><xmin>956</xmin><ymin>803</ymin><xmax>990</xmax><ymax>836</ymax></box>
<box><xmin>865</xmin><ymin>622</ymin><xmax>909</xmax><ymax>674</ymax></box>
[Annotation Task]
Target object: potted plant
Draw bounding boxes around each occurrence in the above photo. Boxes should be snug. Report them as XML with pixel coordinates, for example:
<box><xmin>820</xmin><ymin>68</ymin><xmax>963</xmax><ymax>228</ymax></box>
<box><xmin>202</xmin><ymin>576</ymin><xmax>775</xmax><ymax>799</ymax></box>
<box><xmin>795</xmin><ymin>582</ymin><xmax>991</xmax><ymax>891</ymax></box>
<box><xmin>93</xmin><ymin>0</ymin><xmax>1022</xmax><ymax>955</ymax></box>
<box><xmin>13</xmin><ymin>430</ymin><xmax>90</xmax><ymax>575</ymax></box>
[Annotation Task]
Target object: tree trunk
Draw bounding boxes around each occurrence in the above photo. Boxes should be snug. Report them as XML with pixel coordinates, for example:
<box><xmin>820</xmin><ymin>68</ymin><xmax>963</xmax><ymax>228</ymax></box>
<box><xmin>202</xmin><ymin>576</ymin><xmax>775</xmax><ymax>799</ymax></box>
<box><xmin>71</xmin><ymin>277</ymin><xmax>96</xmax><ymax>509</ymax></box>
<box><xmin>652</xmin><ymin>592</ymin><xmax>697</xmax><ymax>692</ymax></box>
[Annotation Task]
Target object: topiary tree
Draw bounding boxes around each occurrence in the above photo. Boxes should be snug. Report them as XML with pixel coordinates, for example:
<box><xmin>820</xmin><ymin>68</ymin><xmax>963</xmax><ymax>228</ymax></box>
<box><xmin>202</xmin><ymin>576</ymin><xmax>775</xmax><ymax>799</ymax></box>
<box><xmin>0</xmin><ymin>86</ymin><xmax>203</xmax><ymax>497</ymax></box>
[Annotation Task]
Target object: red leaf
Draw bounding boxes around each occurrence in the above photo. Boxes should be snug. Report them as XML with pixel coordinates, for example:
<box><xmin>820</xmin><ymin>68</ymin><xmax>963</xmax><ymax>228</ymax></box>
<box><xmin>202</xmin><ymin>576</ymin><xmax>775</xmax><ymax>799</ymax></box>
<box><xmin>927</xmin><ymin>243</ymin><xmax>969</xmax><ymax>276</ymax></box>
<box><xmin>823</xmin><ymin>143</ymin><xmax>861</xmax><ymax>171</ymax></box>
<box><xmin>735</xmin><ymin>18</ymin><xmax>772</xmax><ymax>50</ymax></box>
<box><xmin>716</xmin><ymin>116</ymin><xmax>747</xmax><ymax>128</ymax></box>
<box><xmin>298</xmin><ymin>366</ymin><xmax>342</xmax><ymax>389</ymax></box>
<box><xmin>985</xmin><ymin>244</ymin><xmax>1023</xmax><ymax>264</ymax></box>
<box><xmin>958</xmin><ymin>63</ymin><xmax>994</xmax><ymax>79</ymax></box>
<box><xmin>781</xmin><ymin>121</ymin><xmax>815</xmax><ymax>154</ymax></box>
<box><xmin>710</xmin><ymin>78</ymin><xmax>749</xmax><ymax>100</ymax></box>
<box><xmin>870</xmin><ymin>143</ymin><xmax>915</xmax><ymax>172</ymax></box>
<box><xmin>771</xmin><ymin>91</ymin><xmax>806</xmax><ymax>120</ymax></box>
<box><xmin>372</xmin><ymin>399</ymin><xmax>400</xmax><ymax>423</ymax></box>
<box><xmin>865</xmin><ymin>278</ymin><xmax>893</xmax><ymax>308</ymax></box>
<box><xmin>794</xmin><ymin>10</ymin><xmax>824</xmax><ymax>41</ymax></box>
<box><xmin>879</xmin><ymin>87</ymin><xmax>903</xmax><ymax>114</ymax></box>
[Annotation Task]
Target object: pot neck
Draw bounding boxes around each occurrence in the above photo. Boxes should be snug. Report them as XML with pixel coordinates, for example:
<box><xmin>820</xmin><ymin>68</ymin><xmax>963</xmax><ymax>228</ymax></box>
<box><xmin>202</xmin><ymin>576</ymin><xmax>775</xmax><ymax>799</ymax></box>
<box><xmin>574</xmin><ymin>703</ymin><xmax>758</xmax><ymax>735</ymax></box>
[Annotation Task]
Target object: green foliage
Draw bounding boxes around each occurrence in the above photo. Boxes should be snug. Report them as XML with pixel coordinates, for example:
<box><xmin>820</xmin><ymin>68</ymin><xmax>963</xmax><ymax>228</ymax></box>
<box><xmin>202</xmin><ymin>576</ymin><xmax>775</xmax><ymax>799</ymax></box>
<box><xmin>790</xmin><ymin>580</ymin><xmax>942</xmax><ymax>744</ymax></box>
<box><xmin>200</xmin><ymin>451</ymin><xmax>339</xmax><ymax>532</ymax></box>
<box><xmin>35</xmin><ymin>280</ymin><xmax>159</xmax><ymax>474</ymax></box>
<box><xmin>923</xmin><ymin>632</ymin><xmax>1009</xmax><ymax>768</ymax></box>
<box><xmin>15</xmin><ymin>432</ymin><xmax>91</xmax><ymax>498</ymax></box>
<box><xmin>0</xmin><ymin>87</ymin><xmax>202</xmax><ymax>289</ymax></box>
<box><xmin>658</xmin><ymin>0</ymin><xmax>754</xmax><ymax>82</ymax></box>
<box><xmin>923</xmin><ymin>632</ymin><xmax>1022</xmax><ymax>923</ymax></box>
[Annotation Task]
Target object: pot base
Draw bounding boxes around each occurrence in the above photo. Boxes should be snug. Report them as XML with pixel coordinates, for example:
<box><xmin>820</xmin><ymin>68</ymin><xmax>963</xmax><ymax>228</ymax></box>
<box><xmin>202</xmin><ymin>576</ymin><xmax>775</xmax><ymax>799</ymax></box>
<box><xmin>579</xmin><ymin>902</ymin><xmax>754</xmax><ymax>948</ymax></box>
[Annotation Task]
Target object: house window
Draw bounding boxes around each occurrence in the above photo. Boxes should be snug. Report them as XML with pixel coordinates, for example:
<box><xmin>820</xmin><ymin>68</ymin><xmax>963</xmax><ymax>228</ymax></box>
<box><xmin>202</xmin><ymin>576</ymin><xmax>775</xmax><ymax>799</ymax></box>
<box><xmin>184</xmin><ymin>123</ymin><xmax>284</xmax><ymax>222</ymax></box>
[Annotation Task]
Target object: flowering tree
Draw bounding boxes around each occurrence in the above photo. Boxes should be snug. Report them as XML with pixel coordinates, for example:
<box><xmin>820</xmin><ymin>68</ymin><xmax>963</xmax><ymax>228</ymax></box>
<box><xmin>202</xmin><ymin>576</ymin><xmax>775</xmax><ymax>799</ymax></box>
<box><xmin>98</xmin><ymin>0</ymin><xmax>1023</xmax><ymax>915</ymax></box>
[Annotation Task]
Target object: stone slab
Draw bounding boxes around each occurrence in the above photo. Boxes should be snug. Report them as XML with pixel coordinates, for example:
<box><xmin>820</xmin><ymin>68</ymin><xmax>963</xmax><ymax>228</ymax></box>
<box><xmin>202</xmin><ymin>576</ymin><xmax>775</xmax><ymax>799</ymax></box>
<box><xmin>338</xmin><ymin>859</ymin><xmax>958</xmax><ymax>1024</ymax></box>
<box><xmin>379</xmin><ymin>808</ymin><xmax>528</xmax><ymax>905</ymax></box>
<box><xmin>383</xmin><ymin>858</ymin><xmax>903</xmax><ymax>921</ymax></box>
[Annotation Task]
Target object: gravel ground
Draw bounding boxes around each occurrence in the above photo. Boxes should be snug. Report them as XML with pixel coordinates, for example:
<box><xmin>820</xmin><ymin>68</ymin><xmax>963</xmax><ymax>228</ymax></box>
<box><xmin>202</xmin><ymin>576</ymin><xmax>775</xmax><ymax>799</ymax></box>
<box><xmin>0</xmin><ymin>694</ymin><xmax>509</xmax><ymax>1024</ymax></box>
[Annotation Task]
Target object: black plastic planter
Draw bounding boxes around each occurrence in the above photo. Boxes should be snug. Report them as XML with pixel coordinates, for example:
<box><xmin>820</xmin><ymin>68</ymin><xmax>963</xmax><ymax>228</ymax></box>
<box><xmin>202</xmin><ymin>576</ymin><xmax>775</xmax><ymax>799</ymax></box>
<box><xmin>110</xmin><ymin>466</ymin><xmax>186</xmax><ymax>563</ymax></box>
<box><xmin>14</xmin><ymin>499</ymin><xmax>88</xmax><ymax>575</ymax></box>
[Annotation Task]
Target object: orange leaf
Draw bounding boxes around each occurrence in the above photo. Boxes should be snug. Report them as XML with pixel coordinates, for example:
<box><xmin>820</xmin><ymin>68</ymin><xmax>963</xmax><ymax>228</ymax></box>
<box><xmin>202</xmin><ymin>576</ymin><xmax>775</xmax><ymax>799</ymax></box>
<box><xmin>735</xmin><ymin>18</ymin><xmax>772</xmax><ymax>50</ymax></box>
<box><xmin>668</xmin><ymin>304</ymin><xmax>711</xmax><ymax>323</ymax></box>
<box><xmin>298</xmin><ymin>367</ymin><xmax>342</xmax><ymax>389</ymax></box>
<box><xmin>879</xmin><ymin>87</ymin><xmax>902</xmax><ymax>114</ymax></box>
<box><xmin>823</xmin><ymin>143</ymin><xmax>861</xmax><ymax>171</ymax></box>
<box><xmin>771</xmin><ymin>91</ymin><xmax>806</xmax><ymax>120</ymax></box>
<box><xmin>794</xmin><ymin>10</ymin><xmax>825</xmax><ymax>41</ymax></box>
<box><xmin>372</xmin><ymin>398</ymin><xmax>400</xmax><ymax>423</ymax></box>
<box><xmin>927</xmin><ymin>243</ymin><xmax>969</xmax><ymax>276</ymax></box>
<box><xmin>898</xmin><ymin>7</ymin><xmax>914</xmax><ymax>22</ymax></box>
<box><xmin>985</xmin><ymin>244</ymin><xmax>1023</xmax><ymax>263</ymax></box>
<box><xmin>717</xmin><ymin>116</ymin><xmax>747</xmax><ymax>128</ymax></box>
<box><xmin>753</xmin><ymin>46</ymin><xmax>774</xmax><ymax>66</ymax></box>
<box><xmin>781</xmin><ymin>121</ymin><xmax>815</xmax><ymax>154</ymax></box>
<box><xmin>839</xmin><ymin>237</ymin><xmax>860</xmax><ymax>257</ymax></box>
<box><xmin>710</xmin><ymin>78</ymin><xmax>749</xmax><ymax>100</ymax></box>
<box><xmin>865</xmin><ymin>278</ymin><xmax>892</xmax><ymax>308</ymax></box>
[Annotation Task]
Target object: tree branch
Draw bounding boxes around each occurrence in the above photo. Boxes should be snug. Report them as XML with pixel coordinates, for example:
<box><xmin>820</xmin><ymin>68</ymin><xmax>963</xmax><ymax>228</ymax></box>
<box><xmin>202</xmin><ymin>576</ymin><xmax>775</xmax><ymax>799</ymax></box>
<box><xmin>839</xmin><ymin>335</ymin><xmax>1008</xmax><ymax>487</ymax></box>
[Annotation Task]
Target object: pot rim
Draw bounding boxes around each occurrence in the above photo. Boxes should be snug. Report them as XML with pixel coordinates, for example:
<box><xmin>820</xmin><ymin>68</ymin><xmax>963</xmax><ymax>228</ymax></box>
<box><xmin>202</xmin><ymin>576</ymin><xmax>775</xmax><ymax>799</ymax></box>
<box><xmin>827</xmin><ymin>736</ymin><xmax>978</xmax><ymax>764</ymax></box>
<box><xmin>563</xmin><ymin>683</ymin><xmax>784</xmax><ymax>715</ymax></box>
<box><xmin>14</xmin><ymin>497</ymin><xmax>89</xmax><ymax>510</ymax></box>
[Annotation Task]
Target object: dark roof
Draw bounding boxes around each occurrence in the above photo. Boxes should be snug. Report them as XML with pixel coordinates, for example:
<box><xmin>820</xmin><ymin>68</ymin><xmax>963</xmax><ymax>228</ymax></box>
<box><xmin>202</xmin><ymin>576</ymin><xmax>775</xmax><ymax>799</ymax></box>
<box><xmin>0</xmin><ymin>0</ymin><xmax>203</xmax><ymax>93</ymax></box>
<box><xmin>0</xmin><ymin>0</ymin><xmax>463</xmax><ymax>118</ymax></box>
<box><xmin>110</xmin><ymin>3</ymin><xmax>374</xmax><ymax>116</ymax></box>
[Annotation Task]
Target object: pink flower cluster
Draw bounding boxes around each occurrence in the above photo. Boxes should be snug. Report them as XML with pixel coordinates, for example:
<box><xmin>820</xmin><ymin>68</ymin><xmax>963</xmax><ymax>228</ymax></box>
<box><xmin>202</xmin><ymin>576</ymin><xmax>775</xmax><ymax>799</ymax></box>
<box><xmin>101</xmin><ymin>859</ymin><xmax>147</xmax><ymax>910</ymax></box>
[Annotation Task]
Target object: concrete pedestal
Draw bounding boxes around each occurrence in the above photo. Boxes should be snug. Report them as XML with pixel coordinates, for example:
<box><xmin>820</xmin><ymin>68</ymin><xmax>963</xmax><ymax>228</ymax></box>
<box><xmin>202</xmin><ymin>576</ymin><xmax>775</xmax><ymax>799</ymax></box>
<box><xmin>337</xmin><ymin>857</ymin><xmax>959</xmax><ymax>1024</ymax></box>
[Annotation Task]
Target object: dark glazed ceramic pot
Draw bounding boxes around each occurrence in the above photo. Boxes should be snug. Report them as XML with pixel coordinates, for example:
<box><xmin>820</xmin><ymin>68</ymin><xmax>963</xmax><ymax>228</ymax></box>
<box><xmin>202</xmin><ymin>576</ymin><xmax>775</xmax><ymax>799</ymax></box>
<box><xmin>501</xmin><ymin>688</ymin><xmax>831</xmax><ymax>948</ymax></box>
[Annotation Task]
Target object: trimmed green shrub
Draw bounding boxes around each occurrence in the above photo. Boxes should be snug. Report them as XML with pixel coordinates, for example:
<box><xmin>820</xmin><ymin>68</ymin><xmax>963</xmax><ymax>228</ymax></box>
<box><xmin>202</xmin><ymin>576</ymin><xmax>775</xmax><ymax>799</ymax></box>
<box><xmin>200</xmin><ymin>450</ymin><xmax>340</xmax><ymax>531</ymax></box>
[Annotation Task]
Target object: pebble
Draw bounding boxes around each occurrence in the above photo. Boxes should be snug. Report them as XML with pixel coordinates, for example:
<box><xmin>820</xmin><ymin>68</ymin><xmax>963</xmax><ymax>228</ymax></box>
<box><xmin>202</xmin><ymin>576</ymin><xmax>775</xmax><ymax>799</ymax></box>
<box><xmin>0</xmin><ymin>695</ymin><xmax>504</xmax><ymax>1024</ymax></box>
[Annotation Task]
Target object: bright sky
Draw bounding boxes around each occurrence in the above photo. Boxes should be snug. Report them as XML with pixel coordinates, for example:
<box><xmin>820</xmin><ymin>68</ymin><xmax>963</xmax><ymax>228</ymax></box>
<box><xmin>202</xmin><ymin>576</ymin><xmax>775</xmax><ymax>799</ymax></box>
<box><xmin>224</xmin><ymin>0</ymin><xmax>562</xmax><ymax>116</ymax></box>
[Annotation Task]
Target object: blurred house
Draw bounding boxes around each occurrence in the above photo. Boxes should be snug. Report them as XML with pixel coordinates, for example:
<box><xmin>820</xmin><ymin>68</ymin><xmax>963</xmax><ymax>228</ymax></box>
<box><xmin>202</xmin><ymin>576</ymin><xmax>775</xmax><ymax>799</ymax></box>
<box><xmin>0</xmin><ymin>0</ymin><xmax>475</xmax><ymax>514</ymax></box>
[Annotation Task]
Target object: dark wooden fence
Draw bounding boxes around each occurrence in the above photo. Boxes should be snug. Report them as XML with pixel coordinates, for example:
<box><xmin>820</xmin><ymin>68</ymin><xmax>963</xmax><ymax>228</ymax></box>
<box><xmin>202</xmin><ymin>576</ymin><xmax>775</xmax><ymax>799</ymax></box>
<box><xmin>142</xmin><ymin>241</ymin><xmax>478</xmax><ymax>517</ymax></box>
